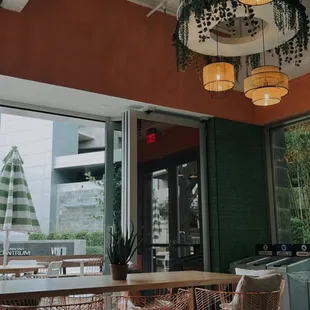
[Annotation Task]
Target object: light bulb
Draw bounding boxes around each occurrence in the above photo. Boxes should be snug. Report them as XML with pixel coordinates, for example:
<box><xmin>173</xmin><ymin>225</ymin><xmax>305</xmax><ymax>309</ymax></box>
<box><xmin>264</xmin><ymin>93</ymin><xmax>270</xmax><ymax>106</ymax></box>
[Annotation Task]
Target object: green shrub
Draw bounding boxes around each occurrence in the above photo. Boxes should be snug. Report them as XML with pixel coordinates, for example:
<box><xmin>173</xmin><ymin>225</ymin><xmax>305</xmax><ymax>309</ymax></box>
<box><xmin>75</xmin><ymin>231</ymin><xmax>89</xmax><ymax>240</ymax></box>
<box><xmin>86</xmin><ymin>246</ymin><xmax>104</xmax><ymax>255</ymax></box>
<box><xmin>88</xmin><ymin>231</ymin><xmax>104</xmax><ymax>247</ymax></box>
<box><xmin>59</xmin><ymin>232</ymin><xmax>76</xmax><ymax>240</ymax></box>
<box><xmin>29</xmin><ymin>231</ymin><xmax>104</xmax><ymax>249</ymax></box>
<box><xmin>291</xmin><ymin>217</ymin><xmax>305</xmax><ymax>243</ymax></box>
<box><xmin>29</xmin><ymin>233</ymin><xmax>47</xmax><ymax>240</ymax></box>
<box><xmin>47</xmin><ymin>233</ymin><xmax>64</xmax><ymax>240</ymax></box>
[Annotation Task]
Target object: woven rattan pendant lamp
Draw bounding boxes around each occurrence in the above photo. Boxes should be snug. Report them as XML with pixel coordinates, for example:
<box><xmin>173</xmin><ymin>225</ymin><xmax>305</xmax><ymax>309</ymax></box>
<box><xmin>244</xmin><ymin>20</ymin><xmax>288</xmax><ymax>106</ymax></box>
<box><xmin>239</xmin><ymin>0</ymin><xmax>272</xmax><ymax>5</ymax></box>
<box><xmin>203</xmin><ymin>27</ymin><xmax>235</xmax><ymax>98</ymax></box>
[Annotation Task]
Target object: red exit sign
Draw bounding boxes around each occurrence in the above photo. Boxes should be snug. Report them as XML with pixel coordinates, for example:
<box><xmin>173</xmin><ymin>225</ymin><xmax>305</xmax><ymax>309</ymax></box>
<box><xmin>147</xmin><ymin>128</ymin><xmax>157</xmax><ymax>144</ymax></box>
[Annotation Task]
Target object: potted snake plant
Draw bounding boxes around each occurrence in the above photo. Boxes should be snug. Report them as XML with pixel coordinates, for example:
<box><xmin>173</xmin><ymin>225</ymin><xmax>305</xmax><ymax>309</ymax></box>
<box><xmin>107</xmin><ymin>222</ymin><xmax>141</xmax><ymax>280</ymax></box>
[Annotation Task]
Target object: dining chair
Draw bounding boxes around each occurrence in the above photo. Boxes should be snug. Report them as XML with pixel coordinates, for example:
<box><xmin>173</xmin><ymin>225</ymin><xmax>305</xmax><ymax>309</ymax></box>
<box><xmin>33</xmin><ymin>261</ymin><xmax>63</xmax><ymax>278</ymax></box>
<box><xmin>46</xmin><ymin>261</ymin><xmax>63</xmax><ymax>277</ymax></box>
<box><xmin>112</xmin><ymin>289</ymin><xmax>190</xmax><ymax>310</ymax></box>
<box><xmin>195</xmin><ymin>274</ymin><xmax>284</xmax><ymax>310</ymax></box>
<box><xmin>84</xmin><ymin>258</ymin><xmax>104</xmax><ymax>276</ymax></box>
<box><xmin>0</xmin><ymin>294</ymin><xmax>104</xmax><ymax>310</ymax></box>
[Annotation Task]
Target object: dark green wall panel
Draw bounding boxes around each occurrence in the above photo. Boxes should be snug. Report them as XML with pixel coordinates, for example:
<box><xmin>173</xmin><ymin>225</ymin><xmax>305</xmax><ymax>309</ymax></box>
<box><xmin>207</xmin><ymin>118</ymin><xmax>270</xmax><ymax>272</ymax></box>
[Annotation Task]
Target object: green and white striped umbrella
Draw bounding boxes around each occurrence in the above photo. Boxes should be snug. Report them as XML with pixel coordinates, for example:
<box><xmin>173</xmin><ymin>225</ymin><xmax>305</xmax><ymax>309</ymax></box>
<box><xmin>0</xmin><ymin>146</ymin><xmax>41</xmax><ymax>265</ymax></box>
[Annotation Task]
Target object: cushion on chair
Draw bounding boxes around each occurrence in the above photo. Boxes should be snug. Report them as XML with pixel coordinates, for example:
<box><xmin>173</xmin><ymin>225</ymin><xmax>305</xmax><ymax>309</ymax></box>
<box><xmin>235</xmin><ymin>268</ymin><xmax>280</xmax><ymax>277</ymax></box>
<box><xmin>231</xmin><ymin>274</ymin><xmax>282</xmax><ymax>310</ymax></box>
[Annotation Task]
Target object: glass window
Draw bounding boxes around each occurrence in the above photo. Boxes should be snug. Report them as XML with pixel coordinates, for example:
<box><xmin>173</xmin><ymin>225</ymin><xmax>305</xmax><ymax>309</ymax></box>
<box><xmin>271</xmin><ymin>119</ymin><xmax>310</xmax><ymax>243</ymax></box>
<box><xmin>0</xmin><ymin>111</ymin><xmax>118</xmax><ymax>273</ymax></box>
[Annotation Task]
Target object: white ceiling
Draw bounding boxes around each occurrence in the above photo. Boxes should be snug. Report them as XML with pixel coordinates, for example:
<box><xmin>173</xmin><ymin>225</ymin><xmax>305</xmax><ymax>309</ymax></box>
<box><xmin>129</xmin><ymin>0</ymin><xmax>310</xmax><ymax>91</ymax></box>
<box><xmin>0</xmin><ymin>75</ymin><xmax>208</xmax><ymax>121</ymax></box>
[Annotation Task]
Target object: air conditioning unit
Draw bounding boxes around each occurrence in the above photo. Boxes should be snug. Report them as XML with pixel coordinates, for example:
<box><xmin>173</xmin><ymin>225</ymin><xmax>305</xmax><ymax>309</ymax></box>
<box><xmin>1</xmin><ymin>0</ymin><xmax>30</xmax><ymax>12</ymax></box>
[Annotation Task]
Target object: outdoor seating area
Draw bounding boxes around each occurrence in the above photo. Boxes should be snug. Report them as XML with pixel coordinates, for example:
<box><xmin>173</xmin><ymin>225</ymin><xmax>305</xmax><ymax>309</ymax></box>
<box><xmin>0</xmin><ymin>255</ymin><xmax>104</xmax><ymax>279</ymax></box>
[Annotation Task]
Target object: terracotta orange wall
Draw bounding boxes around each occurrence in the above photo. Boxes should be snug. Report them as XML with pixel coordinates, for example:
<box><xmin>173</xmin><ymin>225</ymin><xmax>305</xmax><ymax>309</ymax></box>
<box><xmin>0</xmin><ymin>0</ymin><xmax>253</xmax><ymax>123</ymax></box>
<box><xmin>0</xmin><ymin>0</ymin><xmax>308</xmax><ymax>125</ymax></box>
<box><xmin>138</xmin><ymin>126</ymin><xmax>199</xmax><ymax>162</ymax></box>
<box><xmin>254</xmin><ymin>73</ymin><xmax>310</xmax><ymax>124</ymax></box>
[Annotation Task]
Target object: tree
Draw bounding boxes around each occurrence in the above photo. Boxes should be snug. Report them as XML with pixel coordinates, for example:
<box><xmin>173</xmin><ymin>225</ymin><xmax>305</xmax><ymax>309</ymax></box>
<box><xmin>84</xmin><ymin>171</ymin><xmax>104</xmax><ymax>220</ymax></box>
<box><xmin>284</xmin><ymin>121</ymin><xmax>310</xmax><ymax>242</ymax></box>
<box><xmin>85</xmin><ymin>162</ymin><xmax>122</xmax><ymax>229</ymax></box>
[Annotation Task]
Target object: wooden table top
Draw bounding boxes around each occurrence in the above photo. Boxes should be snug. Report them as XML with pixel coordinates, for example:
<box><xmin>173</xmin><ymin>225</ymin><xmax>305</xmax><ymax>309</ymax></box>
<box><xmin>0</xmin><ymin>271</ymin><xmax>241</xmax><ymax>300</ymax></box>
<box><xmin>0</xmin><ymin>265</ymin><xmax>44</xmax><ymax>273</ymax></box>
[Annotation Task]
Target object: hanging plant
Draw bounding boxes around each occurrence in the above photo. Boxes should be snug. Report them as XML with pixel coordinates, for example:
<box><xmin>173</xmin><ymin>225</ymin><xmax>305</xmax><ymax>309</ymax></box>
<box><xmin>173</xmin><ymin>0</ymin><xmax>310</xmax><ymax>76</ymax></box>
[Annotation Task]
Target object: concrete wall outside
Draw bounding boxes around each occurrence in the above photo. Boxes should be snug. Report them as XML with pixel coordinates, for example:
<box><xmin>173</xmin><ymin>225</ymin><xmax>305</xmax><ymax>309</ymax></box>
<box><xmin>56</xmin><ymin>181</ymin><xmax>103</xmax><ymax>233</ymax></box>
<box><xmin>50</xmin><ymin>121</ymin><xmax>79</xmax><ymax>232</ymax></box>
<box><xmin>79</xmin><ymin>126</ymin><xmax>105</xmax><ymax>150</ymax></box>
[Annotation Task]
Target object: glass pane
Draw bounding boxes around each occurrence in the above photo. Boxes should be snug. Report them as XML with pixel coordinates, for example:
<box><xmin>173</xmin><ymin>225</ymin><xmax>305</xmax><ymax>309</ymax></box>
<box><xmin>271</xmin><ymin>120</ymin><xmax>310</xmax><ymax>243</ymax></box>
<box><xmin>177</xmin><ymin>161</ymin><xmax>200</xmax><ymax>257</ymax></box>
<box><xmin>0</xmin><ymin>112</ymin><xmax>107</xmax><ymax>274</ymax></box>
<box><xmin>151</xmin><ymin>246</ymin><xmax>170</xmax><ymax>272</ymax></box>
<box><xmin>151</xmin><ymin>170</ymin><xmax>169</xmax><ymax>272</ymax></box>
<box><xmin>152</xmin><ymin>169</ymin><xmax>169</xmax><ymax>244</ymax></box>
<box><xmin>113</xmin><ymin>128</ymin><xmax>122</xmax><ymax>230</ymax></box>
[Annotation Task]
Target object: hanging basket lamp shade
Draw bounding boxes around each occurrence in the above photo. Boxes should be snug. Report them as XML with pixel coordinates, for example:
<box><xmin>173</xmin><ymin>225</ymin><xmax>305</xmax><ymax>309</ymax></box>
<box><xmin>203</xmin><ymin>62</ymin><xmax>235</xmax><ymax>97</ymax></box>
<box><xmin>244</xmin><ymin>66</ymin><xmax>289</xmax><ymax>106</ymax></box>
<box><xmin>238</xmin><ymin>0</ymin><xmax>272</xmax><ymax>5</ymax></box>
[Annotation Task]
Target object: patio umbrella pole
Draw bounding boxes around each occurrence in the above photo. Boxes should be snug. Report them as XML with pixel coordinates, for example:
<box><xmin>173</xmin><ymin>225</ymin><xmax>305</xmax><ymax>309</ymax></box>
<box><xmin>3</xmin><ymin>230</ymin><xmax>9</xmax><ymax>266</ymax></box>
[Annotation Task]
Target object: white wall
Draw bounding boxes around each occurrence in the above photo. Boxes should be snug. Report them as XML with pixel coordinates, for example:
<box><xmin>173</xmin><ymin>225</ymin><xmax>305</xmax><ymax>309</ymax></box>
<box><xmin>0</xmin><ymin>114</ymin><xmax>53</xmax><ymax>234</ymax></box>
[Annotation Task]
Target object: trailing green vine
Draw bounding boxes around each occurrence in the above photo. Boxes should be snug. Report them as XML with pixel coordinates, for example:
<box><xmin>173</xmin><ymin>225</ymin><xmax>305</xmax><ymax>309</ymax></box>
<box><xmin>173</xmin><ymin>0</ymin><xmax>310</xmax><ymax>76</ymax></box>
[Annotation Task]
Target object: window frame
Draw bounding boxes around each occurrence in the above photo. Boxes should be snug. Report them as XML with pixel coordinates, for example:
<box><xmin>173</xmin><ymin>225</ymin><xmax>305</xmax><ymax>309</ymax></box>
<box><xmin>265</xmin><ymin>114</ymin><xmax>310</xmax><ymax>243</ymax></box>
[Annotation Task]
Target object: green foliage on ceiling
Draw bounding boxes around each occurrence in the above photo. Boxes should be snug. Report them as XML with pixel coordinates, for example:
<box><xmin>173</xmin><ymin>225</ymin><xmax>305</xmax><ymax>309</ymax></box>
<box><xmin>173</xmin><ymin>0</ymin><xmax>310</xmax><ymax>77</ymax></box>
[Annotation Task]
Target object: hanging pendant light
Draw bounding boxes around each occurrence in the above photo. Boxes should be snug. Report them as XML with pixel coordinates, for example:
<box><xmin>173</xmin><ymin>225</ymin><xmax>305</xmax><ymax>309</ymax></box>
<box><xmin>244</xmin><ymin>20</ymin><xmax>289</xmax><ymax>106</ymax></box>
<box><xmin>244</xmin><ymin>66</ymin><xmax>289</xmax><ymax>106</ymax></box>
<box><xmin>238</xmin><ymin>0</ymin><xmax>272</xmax><ymax>6</ymax></box>
<box><xmin>203</xmin><ymin>27</ymin><xmax>235</xmax><ymax>98</ymax></box>
<box><xmin>203</xmin><ymin>62</ymin><xmax>235</xmax><ymax>95</ymax></box>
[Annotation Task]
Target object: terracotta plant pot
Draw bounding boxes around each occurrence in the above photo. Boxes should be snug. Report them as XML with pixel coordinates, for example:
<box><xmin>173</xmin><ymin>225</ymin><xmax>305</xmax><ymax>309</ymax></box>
<box><xmin>110</xmin><ymin>264</ymin><xmax>128</xmax><ymax>280</ymax></box>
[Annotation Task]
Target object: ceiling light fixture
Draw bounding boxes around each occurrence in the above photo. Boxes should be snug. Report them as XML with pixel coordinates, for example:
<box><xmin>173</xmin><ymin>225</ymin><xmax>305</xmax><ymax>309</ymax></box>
<box><xmin>203</xmin><ymin>27</ymin><xmax>235</xmax><ymax>98</ymax></box>
<box><xmin>203</xmin><ymin>62</ymin><xmax>235</xmax><ymax>97</ymax></box>
<box><xmin>244</xmin><ymin>20</ymin><xmax>289</xmax><ymax>106</ymax></box>
<box><xmin>244</xmin><ymin>66</ymin><xmax>288</xmax><ymax>106</ymax></box>
<box><xmin>238</xmin><ymin>0</ymin><xmax>272</xmax><ymax>6</ymax></box>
